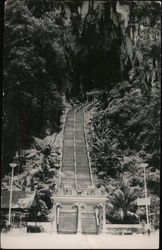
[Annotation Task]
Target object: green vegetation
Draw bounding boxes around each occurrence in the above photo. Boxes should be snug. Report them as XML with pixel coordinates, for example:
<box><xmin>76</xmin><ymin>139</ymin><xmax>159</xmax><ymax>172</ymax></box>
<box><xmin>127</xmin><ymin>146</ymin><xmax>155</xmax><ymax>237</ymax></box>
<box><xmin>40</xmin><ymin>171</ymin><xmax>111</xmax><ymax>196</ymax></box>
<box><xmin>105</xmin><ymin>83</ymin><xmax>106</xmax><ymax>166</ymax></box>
<box><xmin>88</xmin><ymin>1</ymin><xmax>160</xmax><ymax>227</ymax></box>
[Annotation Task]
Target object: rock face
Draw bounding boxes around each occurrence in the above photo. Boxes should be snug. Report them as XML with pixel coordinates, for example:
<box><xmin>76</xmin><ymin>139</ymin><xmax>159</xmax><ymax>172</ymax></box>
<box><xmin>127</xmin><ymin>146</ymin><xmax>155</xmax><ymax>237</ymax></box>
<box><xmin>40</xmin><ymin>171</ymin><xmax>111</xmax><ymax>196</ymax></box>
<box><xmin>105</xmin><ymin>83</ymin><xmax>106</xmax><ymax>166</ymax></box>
<box><xmin>116</xmin><ymin>1</ymin><xmax>130</xmax><ymax>28</ymax></box>
<box><xmin>117</xmin><ymin>1</ymin><xmax>160</xmax><ymax>84</ymax></box>
<box><xmin>83</xmin><ymin>1</ymin><xmax>160</xmax><ymax>229</ymax></box>
<box><xmin>59</xmin><ymin>1</ymin><xmax>161</xmax><ymax>94</ymax></box>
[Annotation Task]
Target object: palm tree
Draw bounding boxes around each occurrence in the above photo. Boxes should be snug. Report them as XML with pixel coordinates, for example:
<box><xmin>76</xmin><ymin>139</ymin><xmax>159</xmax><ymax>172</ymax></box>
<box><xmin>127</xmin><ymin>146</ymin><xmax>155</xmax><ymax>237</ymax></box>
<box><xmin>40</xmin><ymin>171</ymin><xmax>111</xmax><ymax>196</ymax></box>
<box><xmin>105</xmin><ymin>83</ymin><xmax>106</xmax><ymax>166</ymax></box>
<box><xmin>107</xmin><ymin>176</ymin><xmax>141</xmax><ymax>224</ymax></box>
<box><xmin>14</xmin><ymin>136</ymin><xmax>59</xmax><ymax>190</ymax></box>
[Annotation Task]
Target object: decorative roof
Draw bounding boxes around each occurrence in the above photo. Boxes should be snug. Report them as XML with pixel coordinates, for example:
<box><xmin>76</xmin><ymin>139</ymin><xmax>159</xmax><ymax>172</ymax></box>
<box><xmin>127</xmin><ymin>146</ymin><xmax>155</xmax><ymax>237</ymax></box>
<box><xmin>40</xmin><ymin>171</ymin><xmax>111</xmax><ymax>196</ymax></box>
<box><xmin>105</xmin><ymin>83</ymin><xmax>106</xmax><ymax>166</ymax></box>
<box><xmin>1</xmin><ymin>191</ymin><xmax>36</xmax><ymax>209</ymax></box>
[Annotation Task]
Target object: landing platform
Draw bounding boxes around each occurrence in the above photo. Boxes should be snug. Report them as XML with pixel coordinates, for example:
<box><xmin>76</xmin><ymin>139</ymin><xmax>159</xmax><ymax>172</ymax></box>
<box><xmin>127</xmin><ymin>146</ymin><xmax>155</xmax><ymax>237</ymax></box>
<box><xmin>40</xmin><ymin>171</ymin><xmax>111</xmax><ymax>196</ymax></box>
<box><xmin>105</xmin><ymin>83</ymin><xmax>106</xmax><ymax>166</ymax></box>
<box><xmin>1</xmin><ymin>231</ymin><xmax>159</xmax><ymax>249</ymax></box>
<box><xmin>52</xmin><ymin>195</ymin><xmax>107</xmax><ymax>205</ymax></box>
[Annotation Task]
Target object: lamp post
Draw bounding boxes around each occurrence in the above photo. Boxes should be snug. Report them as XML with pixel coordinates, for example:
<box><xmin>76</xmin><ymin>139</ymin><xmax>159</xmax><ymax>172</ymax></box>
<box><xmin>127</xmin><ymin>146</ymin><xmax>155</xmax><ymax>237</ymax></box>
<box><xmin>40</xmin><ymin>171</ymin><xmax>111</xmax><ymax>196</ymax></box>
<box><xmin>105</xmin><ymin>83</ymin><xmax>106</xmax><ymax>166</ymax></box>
<box><xmin>140</xmin><ymin>163</ymin><xmax>149</xmax><ymax>227</ymax></box>
<box><xmin>8</xmin><ymin>163</ymin><xmax>17</xmax><ymax>224</ymax></box>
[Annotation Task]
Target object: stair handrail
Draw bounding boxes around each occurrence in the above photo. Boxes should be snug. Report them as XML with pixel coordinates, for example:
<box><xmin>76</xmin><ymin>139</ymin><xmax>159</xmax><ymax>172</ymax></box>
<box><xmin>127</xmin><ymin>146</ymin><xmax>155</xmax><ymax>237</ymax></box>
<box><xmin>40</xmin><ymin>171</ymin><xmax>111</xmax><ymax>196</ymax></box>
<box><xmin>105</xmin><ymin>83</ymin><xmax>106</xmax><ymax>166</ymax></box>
<box><xmin>57</xmin><ymin>207</ymin><xmax>59</xmax><ymax>226</ymax></box>
<box><xmin>73</xmin><ymin>108</ymin><xmax>77</xmax><ymax>190</ymax></box>
<box><xmin>84</xmin><ymin>99</ymin><xmax>99</xmax><ymax>113</ymax></box>
<box><xmin>58</xmin><ymin>106</ymin><xmax>72</xmax><ymax>187</ymax></box>
<box><xmin>74</xmin><ymin>104</ymin><xmax>85</xmax><ymax>190</ymax></box>
<box><xmin>56</xmin><ymin>203</ymin><xmax>62</xmax><ymax>226</ymax></box>
<box><xmin>95</xmin><ymin>208</ymin><xmax>100</xmax><ymax>226</ymax></box>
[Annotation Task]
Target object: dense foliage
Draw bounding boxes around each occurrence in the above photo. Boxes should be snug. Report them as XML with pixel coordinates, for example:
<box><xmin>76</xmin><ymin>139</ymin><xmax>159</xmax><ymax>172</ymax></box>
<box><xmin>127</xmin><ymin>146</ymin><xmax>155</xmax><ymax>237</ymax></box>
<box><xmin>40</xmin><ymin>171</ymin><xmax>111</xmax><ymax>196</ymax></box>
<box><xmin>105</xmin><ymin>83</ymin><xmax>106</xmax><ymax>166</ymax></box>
<box><xmin>88</xmin><ymin>1</ymin><xmax>160</xmax><ymax>226</ymax></box>
<box><xmin>3</xmin><ymin>0</ymin><xmax>66</xmax><ymax>174</ymax></box>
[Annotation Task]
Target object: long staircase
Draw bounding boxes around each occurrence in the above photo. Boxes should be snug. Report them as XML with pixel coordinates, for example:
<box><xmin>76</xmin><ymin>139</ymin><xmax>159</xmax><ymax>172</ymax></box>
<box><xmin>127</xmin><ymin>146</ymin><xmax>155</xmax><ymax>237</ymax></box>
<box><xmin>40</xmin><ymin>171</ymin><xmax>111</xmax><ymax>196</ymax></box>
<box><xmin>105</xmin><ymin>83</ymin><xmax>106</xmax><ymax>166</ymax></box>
<box><xmin>61</xmin><ymin>105</ymin><xmax>92</xmax><ymax>190</ymax></box>
<box><xmin>61</xmin><ymin>109</ymin><xmax>76</xmax><ymax>188</ymax></box>
<box><xmin>54</xmin><ymin>103</ymin><xmax>106</xmax><ymax>234</ymax></box>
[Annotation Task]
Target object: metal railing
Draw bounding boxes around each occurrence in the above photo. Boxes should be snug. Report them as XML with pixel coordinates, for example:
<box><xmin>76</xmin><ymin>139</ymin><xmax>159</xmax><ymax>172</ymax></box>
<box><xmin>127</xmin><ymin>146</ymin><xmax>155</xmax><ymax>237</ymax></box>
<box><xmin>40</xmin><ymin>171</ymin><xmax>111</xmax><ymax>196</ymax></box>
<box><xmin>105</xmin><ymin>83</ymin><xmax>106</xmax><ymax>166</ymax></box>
<box><xmin>74</xmin><ymin>105</ymin><xmax>84</xmax><ymax>189</ymax></box>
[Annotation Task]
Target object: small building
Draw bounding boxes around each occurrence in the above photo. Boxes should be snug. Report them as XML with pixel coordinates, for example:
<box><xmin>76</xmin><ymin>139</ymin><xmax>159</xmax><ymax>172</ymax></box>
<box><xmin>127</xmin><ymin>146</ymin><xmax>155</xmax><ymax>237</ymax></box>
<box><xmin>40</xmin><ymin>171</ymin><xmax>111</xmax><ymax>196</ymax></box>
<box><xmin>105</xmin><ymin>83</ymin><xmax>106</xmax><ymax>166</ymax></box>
<box><xmin>1</xmin><ymin>191</ymin><xmax>38</xmax><ymax>229</ymax></box>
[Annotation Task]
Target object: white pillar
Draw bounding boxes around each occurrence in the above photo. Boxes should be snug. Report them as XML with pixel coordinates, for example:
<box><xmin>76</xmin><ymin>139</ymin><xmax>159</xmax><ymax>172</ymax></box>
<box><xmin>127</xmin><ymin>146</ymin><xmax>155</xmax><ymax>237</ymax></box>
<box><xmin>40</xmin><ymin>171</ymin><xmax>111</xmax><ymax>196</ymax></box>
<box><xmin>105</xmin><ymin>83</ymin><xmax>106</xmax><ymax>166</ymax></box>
<box><xmin>143</xmin><ymin>167</ymin><xmax>149</xmax><ymax>225</ymax></box>
<box><xmin>77</xmin><ymin>205</ymin><xmax>82</xmax><ymax>234</ymax></box>
<box><xmin>9</xmin><ymin>167</ymin><xmax>14</xmax><ymax>224</ymax></box>
<box><xmin>102</xmin><ymin>204</ymin><xmax>106</xmax><ymax>234</ymax></box>
<box><xmin>51</xmin><ymin>204</ymin><xmax>57</xmax><ymax>234</ymax></box>
<box><xmin>140</xmin><ymin>163</ymin><xmax>149</xmax><ymax>233</ymax></box>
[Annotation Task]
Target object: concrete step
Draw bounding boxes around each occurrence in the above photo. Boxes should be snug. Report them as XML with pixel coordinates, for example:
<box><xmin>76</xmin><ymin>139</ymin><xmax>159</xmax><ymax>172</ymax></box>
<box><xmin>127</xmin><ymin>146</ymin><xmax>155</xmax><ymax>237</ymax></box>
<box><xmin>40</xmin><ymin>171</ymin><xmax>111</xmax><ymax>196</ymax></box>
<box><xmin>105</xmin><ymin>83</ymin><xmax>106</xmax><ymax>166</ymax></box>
<box><xmin>75</xmin><ymin>124</ymin><xmax>83</xmax><ymax>127</ymax></box>
<box><xmin>66</xmin><ymin>118</ymin><xmax>74</xmax><ymax>121</ymax></box>
<box><xmin>75</xmin><ymin>135</ymin><xmax>85</xmax><ymax>140</ymax></box>
<box><xmin>62</xmin><ymin>163</ymin><xmax>75</xmax><ymax>167</ymax></box>
<box><xmin>64</xmin><ymin>130</ymin><xmax>73</xmax><ymax>134</ymax></box>
<box><xmin>77</xmin><ymin>178</ymin><xmax>91</xmax><ymax>183</ymax></box>
<box><xmin>61</xmin><ymin>177</ymin><xmax>75</xmax><ymax>181</ymax></box>
<box><xmin>81</xmin><ymin>212</ymin><xmax>97</xmax><ymax>234</ymax></box>
<box><xmin>63</xmin><ymin>160</ymin><xmax>75</xmax><ymax>165</ymax></box>
<box><xmin>77</xmin><ymin>163</ymin><xmax>89</xmax><ymax>167</ymax></box>
<box><xmin>62</xmin><ymin>171</ymin><xmax>75</xmax><ymax>176</ymax></box>
<box><xmin>82</xmin><ymin>205</ymin><xmax>95</xmax><ymax>212</ymax></box>
<box><xmin>76</xmin><ymin>160</ymin><xmax>88</xmax><ymax>165</ymax></box>
<box><xmin>61</xmin><ymin>177</ymin><xmax>75</xmax><ymax>185</ymax></box>
<box><xmin>62</xmin><ymin>166</ymin><xmax>75</xmax><ymax>171</ymax></box>
<box><xmin>77</xmin><ymin>174</ymin><xmax>90</xmax><ymax>179</ymax></box>
<box><xmin>65</xmin><ymin>123</ymin><xmax>74</xmax><ymax>128</ymax></box>
<box><xmin>76</xmin><ymin>148</ymin><xmax>87</xmax><ymax>154</ymax></box>
<box><xmin>75</xmin><ymin>145</ymin><xmax>86</xmax><ymax>148</ymax></box>
<box><xmin>77</xmin><ymin>181</ymin><xmax>91</xmax><ymax>187</ymax></box>
<box><xmin>60</xmin><ymin>209</ymin><xmax>76</xmax><ymax>213</ymax></box>
<box><xmin>64</xmin><ymin>135</ymin><xmax>73</xmax><ymax>140</ymax></box>
<box><xmin>63</xmin><ymin>146</ymin><xmax>74</xmax><ymax>150</ymax></box>
<box><xmin>62</xmin><ymin>173</ymin><xmax>75</xmax><ymax>178</ymax></box>
<box><xmin>77</xmin><ymin>169</ymin><xmax>90</xmax><ymax>173</ymax></box>
<box><xmin>75</xmin><ymin>128</ymin><xmax>82</xmax><ymax>131</ymax></box>
<box><xmin>76</xmin><ymin>150</ymin><xmax>87</xmax><ymax>154</ymax></box>
<box><xmin>60</xmin><ymin>182</ymin><xmax>75</xmax><ymax>188</ymax></box>
<box><xmin>64</xmin><ymin>141</ymin><xmax>74</xmax><ymax>146</ymax></box>
<box><xmin>63</xmin><ymin>140</ymin><xmax>73</xmax><ymax>144</ymax></box>
<box><xmin>76</xmin><ymin>156</ymin><xmax>88</xmax><ymax>161</ymax></box>
<box><xmin>58</xmin><ymin>212</ymin><xmax>77</xmax><ymax>233</ymax></box>
<box><xmin>76</xmin><ymin>143</ymin><xmax>86</xmax><ymax>147</ymax></box>
<box><xmin>63</xmin><ymin>155</ymin><xmax>74</xmax><ymax>159</ymax></box>
<box><xmin>63</xmin><ymin>151</ymin><xmax>74</xmax><ymax>154</ymax></box>
<box><xmin>63</xmin><ymin>151</ymin><xmax>74</xmax><ymax>155</ymax></box>
<box><xmin>63</xmin><ymin>159</ymin><xmax>75</xmax><ymax>164</ymax></box>
<box><xmin>76</xmin><ymin>154</ymin><xmax>87</xmax><ymax>158</ymax></box>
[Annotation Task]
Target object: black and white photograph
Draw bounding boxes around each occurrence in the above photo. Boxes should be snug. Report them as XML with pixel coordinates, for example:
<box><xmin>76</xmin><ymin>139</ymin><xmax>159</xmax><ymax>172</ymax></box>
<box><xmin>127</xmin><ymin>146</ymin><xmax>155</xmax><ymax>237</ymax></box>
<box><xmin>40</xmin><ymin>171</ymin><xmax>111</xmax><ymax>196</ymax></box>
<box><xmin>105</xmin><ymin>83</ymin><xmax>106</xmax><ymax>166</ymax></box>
<box><xmin>1</xmin><ymin>0</ymin><xmax>161</xmax><ymax>249</ymax></box>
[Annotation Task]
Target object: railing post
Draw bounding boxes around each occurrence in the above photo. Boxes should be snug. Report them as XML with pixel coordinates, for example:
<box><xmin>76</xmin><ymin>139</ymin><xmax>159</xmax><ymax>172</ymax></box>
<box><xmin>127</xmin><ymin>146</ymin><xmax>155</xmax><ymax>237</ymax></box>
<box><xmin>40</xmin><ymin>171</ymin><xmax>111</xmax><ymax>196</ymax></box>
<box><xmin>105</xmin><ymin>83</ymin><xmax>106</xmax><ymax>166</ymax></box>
<box><xmin>51</xmin><ymin>203</ymin><xmax>57</xmax><ymax>234</ymax></box>
<box><xmin>73</xmin><ymin>109</ymin><xmax>78</xmax><ymax>189</ymax></box>
<box><xmin>77</xmin><ymin>205</ymin><xmax>82</xmax><ymax>235</ymax></box>
<box><xmin>75</xmin><ymin>202</ymin><xmax>85</xmax><ymax>235</ymax></box>
<box><xmin>96</xmin><ymin>203</ymin><xmax>106</xmax><ymax>234</ymax></box>
<box><xmin>59</xmin><ymin>108</ymin><xmax>70</xmax><ymax>187</ymax></box>
<box><xmin>83</xmin><ymin>109</ymin><xmax>94</xmax><ymax>186</ymax></box>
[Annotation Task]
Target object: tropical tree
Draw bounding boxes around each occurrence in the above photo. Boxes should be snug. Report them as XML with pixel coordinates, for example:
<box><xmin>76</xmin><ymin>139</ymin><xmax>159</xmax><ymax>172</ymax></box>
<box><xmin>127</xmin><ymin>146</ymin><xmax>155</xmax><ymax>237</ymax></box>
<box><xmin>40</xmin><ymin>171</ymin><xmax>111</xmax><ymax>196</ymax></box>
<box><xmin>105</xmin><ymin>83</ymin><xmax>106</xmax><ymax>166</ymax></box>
<box><xmin>107</xmin><ymin>176</ymin><xmax>141</xmax><ymax>224</ymax></box>
<box><xmin>3</xmin><ymin>0</ymin><xmax>64</xmax><ymax>175</ymax></box>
